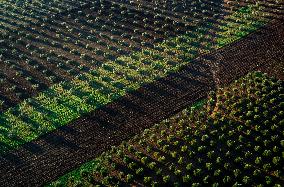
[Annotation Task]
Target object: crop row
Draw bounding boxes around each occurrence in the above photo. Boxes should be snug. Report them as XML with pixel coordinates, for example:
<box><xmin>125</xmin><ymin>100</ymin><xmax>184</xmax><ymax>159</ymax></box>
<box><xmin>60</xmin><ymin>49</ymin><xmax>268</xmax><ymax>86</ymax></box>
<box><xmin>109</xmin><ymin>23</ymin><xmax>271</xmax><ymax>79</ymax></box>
<box><xmin>0</xmin><ymin>4</ymin><xmax>267</xmax><ymax>153</ymax></box>
<box><xmin>49</xmin><ymin>71</ymin><xmax>284</xmax><ymax>186</ymax></box>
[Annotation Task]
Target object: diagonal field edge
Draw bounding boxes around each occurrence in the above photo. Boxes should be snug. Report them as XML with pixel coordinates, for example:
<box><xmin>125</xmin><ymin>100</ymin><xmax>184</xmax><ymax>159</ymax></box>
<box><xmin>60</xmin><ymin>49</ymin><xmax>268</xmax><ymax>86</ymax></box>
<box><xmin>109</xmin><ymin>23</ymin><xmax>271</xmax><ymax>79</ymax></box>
<box><xmin>0</xmin><ymin>20</ymin><xmax>283</xmax><ymax>187</ymax></box>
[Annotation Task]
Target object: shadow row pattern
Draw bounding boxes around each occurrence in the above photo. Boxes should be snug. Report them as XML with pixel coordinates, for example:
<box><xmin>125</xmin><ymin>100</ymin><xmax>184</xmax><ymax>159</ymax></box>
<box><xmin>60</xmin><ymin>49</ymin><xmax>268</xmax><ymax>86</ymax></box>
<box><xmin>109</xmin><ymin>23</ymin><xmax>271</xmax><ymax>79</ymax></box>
<box><xmin>0</xmin><ymin>19</ymin><xmax>283</xmax><ymax>187</ymax></box>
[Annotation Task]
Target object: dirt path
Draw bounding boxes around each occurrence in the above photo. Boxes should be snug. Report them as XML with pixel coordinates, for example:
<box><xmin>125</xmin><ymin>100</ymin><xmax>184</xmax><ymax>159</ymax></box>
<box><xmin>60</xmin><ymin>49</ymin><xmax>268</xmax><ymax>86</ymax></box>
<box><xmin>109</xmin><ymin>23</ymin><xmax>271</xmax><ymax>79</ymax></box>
<box><xmin>0</xmin><ymin>20</ymin><xmax>283</xmax><ymax>187</ymax></box>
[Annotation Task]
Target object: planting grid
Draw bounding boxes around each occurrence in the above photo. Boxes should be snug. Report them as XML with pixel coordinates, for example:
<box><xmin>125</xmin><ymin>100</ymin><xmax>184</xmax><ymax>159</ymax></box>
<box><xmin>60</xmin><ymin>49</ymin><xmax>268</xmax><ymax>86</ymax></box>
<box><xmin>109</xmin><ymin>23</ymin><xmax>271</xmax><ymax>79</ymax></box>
<box><xmin>0</xmin><ymin>12</ymin><xmax>284</xmax><ymax>187</ymax></box>
<box><xmin>0</xmin><ymin>0</ymin><xmax>283</xmax><ymax>186</ymax></box>
<box><xmin>0</xmin><ymin>0</ymin><xmax>283</xmax><ymax>153</ymax></box>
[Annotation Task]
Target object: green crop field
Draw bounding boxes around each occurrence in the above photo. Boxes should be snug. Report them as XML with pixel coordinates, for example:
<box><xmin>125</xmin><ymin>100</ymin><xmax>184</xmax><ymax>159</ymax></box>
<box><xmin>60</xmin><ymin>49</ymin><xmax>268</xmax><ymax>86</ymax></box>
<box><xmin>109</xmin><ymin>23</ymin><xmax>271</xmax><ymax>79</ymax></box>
<box><xmin>0</xmin><ymin>2</ymin><xmax>266</xmax><ymax>153</ymax></box>
<box><xmin>0</xmin><ymin>0</ymin><xmax>283</xmax><ymax>186</ymax></box>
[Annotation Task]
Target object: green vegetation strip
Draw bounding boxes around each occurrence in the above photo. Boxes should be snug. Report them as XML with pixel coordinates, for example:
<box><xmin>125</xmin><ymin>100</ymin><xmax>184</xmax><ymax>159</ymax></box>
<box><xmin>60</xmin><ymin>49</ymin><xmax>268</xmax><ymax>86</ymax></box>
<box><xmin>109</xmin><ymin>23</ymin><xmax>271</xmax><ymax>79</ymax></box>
<box><xmin>49</xmin><ymin>71</ymin><xmax>284</xmax><ymax>186</ymax></box>
<box><xmin>0</xmin><ymin>5</ymin><xmax>266</xmax><ymax>153</ymax></box>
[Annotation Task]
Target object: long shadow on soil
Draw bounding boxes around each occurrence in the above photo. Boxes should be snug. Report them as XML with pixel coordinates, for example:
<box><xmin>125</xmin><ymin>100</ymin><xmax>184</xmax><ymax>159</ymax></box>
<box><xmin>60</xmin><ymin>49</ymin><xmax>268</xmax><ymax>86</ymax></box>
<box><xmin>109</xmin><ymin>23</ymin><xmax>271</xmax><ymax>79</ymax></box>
<box><xmin>0</xmin><ymin>19</ymin><xmax>283</xmax><ymax>187</ymax></box>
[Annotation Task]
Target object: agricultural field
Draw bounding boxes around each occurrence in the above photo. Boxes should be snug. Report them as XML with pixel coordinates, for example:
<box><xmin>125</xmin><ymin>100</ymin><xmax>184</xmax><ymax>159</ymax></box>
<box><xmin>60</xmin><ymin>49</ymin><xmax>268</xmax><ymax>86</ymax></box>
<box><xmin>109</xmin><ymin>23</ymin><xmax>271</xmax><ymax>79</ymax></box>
<box><xmin>50</xmin><ymin>71</ymin><xmax>284</xmax><ymax>186</ymax></box>
<box><xmin>0</xmin><ymin>0</ymin><xmax>283</xmax><ymax>186</ymax></box>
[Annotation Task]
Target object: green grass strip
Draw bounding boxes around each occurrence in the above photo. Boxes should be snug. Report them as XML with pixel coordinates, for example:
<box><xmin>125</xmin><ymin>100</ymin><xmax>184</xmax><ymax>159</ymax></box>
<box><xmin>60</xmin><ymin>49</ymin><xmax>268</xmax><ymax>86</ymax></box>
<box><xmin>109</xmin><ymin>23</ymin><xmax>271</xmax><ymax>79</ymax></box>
<box><xmin>0</xmin><ymin>5</ymin><xmax>266</xmax><ymax>153</ymax></box>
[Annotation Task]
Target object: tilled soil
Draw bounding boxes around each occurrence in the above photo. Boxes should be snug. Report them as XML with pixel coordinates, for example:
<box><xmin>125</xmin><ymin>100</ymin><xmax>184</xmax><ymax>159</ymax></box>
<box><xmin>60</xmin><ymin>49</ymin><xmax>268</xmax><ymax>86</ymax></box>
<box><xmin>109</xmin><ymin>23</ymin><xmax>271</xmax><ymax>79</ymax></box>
<box><xmin>0</xmin><ymin>20</ymin><xmax>283</xmax><ymax>187</ymax></box>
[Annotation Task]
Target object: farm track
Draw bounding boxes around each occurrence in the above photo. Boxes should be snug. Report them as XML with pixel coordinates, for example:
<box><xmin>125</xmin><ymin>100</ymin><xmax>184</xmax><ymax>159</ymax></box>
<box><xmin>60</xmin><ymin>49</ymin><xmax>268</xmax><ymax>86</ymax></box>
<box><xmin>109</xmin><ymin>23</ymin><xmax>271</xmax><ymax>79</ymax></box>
<box><xmin>0</xmin><ymin>19</ymin><xmax>283</xmax><ymax>187</ymax></box>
